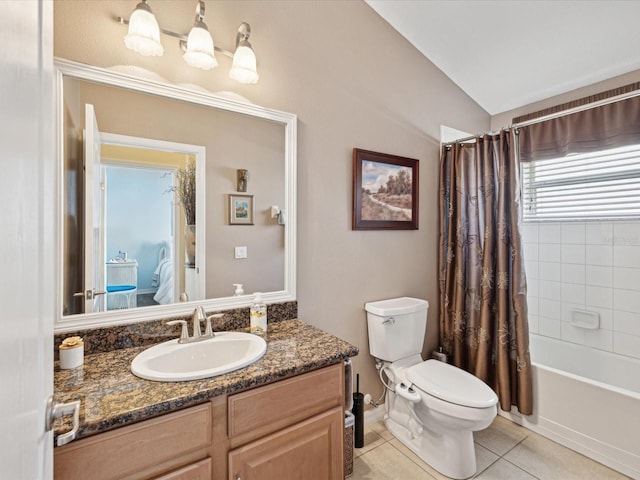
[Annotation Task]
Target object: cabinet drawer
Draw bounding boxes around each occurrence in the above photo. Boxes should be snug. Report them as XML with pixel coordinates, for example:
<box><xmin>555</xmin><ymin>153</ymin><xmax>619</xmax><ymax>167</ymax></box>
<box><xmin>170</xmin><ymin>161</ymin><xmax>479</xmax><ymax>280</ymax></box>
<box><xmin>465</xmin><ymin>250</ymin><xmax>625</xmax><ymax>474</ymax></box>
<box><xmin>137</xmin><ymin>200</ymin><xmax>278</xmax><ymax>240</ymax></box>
<box><xmin>228</xmin><ymin>363</ymin><xmax>343</xmax><ymax>440</ymax></box>
<box><xmin>55</xmin><ymin>403</ymin><xmax>211</xmax><ymax>480</ymax></box>
<box><xmin>153</xmin><ymin>458</ymin><xmax>211</xmax><ymax>480</ymax></box>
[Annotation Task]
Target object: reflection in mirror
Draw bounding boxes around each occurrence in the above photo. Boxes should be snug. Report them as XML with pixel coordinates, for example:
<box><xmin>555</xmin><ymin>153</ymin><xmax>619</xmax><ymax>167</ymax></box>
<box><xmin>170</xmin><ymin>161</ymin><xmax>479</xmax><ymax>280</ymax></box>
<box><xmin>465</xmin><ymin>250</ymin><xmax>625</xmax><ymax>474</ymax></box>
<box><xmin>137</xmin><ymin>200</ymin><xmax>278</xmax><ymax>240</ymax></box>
<box><xmin>67</xmin><ymin>132</ymin><xmax>207</xmax><ymax>316</ymax></box>
<box><xmin>56</xmin><ymin>59</ymin><xmax>296</xmax><ymax>331</ymax></box>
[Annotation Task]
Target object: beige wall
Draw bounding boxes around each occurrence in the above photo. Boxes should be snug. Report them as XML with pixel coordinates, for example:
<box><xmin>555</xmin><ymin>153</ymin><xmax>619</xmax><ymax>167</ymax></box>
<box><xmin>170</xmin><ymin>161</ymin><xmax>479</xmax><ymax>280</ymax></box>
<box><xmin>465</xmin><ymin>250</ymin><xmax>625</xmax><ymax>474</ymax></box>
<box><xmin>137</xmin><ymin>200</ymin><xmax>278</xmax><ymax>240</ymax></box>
<box><xmin>54</xmin><ymin>1</ymin><xmax>490</xmax><ymax>399</ymax></box>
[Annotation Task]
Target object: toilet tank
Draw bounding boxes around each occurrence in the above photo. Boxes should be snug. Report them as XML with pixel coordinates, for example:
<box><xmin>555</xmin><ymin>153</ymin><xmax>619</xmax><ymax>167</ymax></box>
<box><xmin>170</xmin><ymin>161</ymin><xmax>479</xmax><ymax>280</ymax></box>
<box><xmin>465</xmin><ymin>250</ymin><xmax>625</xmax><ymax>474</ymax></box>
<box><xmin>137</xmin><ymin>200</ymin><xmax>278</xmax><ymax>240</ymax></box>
<box><xmin>365</xmin><ymin>297</ymin><xmax>429</xmax><ymax>362</ymax></box>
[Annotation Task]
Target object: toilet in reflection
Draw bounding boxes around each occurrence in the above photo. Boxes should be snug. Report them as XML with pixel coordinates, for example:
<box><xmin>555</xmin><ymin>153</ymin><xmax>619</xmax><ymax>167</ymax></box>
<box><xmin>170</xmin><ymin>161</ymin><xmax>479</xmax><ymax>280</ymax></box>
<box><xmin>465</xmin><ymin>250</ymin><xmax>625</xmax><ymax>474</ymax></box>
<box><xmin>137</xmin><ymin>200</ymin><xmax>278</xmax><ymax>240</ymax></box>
<box><xmin>365</xmin><ymin>297</ymin><xmax>498</xmax><ymax>480</ymax></box>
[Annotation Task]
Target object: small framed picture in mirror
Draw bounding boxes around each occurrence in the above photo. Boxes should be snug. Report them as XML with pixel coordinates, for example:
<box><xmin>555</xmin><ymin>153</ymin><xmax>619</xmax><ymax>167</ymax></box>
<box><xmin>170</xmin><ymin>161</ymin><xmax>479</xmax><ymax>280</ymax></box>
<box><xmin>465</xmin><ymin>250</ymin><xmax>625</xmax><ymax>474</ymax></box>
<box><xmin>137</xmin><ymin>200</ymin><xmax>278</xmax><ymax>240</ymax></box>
<box><xmin>229</xmin><ymin>194</ymin><xmax>254</xmax><ymax>225</ymax></box>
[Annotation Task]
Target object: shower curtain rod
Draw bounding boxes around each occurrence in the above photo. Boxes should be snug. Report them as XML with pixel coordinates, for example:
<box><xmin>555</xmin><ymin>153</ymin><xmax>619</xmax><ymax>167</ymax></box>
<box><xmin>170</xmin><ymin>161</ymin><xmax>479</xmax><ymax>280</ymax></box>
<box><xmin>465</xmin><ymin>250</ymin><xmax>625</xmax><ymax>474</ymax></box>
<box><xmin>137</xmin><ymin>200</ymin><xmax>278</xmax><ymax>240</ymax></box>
<box><xmin>445</xmin><ymin>87</ymin><xmax>640</xmax><ymax>148</ymax></box>
<box><xmin>444</xmin><ymin>129</ymin><xmax>509</xmax><ymax>148</ymax></box>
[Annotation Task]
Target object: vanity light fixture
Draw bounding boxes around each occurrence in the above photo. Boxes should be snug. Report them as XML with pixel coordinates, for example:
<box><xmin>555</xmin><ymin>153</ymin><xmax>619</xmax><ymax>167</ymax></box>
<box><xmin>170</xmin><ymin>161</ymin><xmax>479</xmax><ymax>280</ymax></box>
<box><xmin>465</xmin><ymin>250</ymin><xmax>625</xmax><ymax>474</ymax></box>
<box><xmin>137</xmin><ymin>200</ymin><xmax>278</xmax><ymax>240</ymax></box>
<box><xmin>118</xmin><ymin>0</ymin><xmax>259</xmax><ymax>83</ymax></box>
<box><xmin>229</xmin><ymin>23</ymin><xmax>259</xmax><ymax>84</ymax></box>
<box><xmin>182</xmin><ymin>1</ymin><xmax>217</xmax><ymax>70</ymax></box>
<box><xmin>124</xmin><ymin>0</ymin><xmax>163</xmax><ymax>57</ymax></box>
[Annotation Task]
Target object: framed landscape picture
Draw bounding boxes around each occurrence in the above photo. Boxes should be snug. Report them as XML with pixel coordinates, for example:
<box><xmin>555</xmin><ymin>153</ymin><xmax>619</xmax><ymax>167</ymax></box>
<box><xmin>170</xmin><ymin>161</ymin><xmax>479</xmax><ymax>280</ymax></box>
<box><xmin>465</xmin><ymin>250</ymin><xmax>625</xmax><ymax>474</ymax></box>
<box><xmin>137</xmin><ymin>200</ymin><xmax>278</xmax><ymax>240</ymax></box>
<box><xmin>229</xmin><ymin>194</ymin><xmax>254</xmax><ymax>225</ymax></box>
<box><xmin>352</xmin><ymin>148</ymin><xmax>419</xmax><ymax>230</ymax></box>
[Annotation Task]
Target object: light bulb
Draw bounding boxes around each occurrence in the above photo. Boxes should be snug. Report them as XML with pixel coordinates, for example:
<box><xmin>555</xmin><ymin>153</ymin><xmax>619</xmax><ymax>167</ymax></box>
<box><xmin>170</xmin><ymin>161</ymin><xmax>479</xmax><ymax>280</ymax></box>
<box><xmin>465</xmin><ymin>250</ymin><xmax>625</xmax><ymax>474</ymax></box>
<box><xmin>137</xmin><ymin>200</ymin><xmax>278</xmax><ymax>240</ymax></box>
<box><xmin>183</xmin><ymin>23</ymin><xmax>217</xmax><ymax>70</ymax></box>
<box><xmin>229</xmin><ymin>44</ymin><xmax>259</xmax><ymax>84</ymax></box>
<box><xmin>124</xmin><ymin>1</ymin><xmax>163</xmax><ymax>57</ymax></box>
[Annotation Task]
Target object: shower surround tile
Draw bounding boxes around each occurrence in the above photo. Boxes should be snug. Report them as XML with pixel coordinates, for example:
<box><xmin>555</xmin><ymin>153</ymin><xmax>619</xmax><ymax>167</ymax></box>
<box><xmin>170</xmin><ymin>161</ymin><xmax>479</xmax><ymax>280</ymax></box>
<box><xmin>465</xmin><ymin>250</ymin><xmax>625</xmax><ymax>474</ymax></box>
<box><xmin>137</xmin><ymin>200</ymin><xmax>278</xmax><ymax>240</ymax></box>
<box><xmin>614</xmin><ymin>245</ymin><xmax>640</xmax><ymax>268</ymax></box>
<box><xmin>613</xmin><ymin>331</ymin><xmax>640</xmax><ymax>359</ymax></box>
<box><xmin>586</xmin><ymin>265</ymin><xmax>613</xmax><ymax>288</ymax></box>
<box><xmin>586</xmin><ymin>244</ymin><xmax>614</xmax><ymax>266</ymax></box>
<box><xmin>561</xmin><ymin>243</ymin><xmax>586</xmax><ymax>265</ymax></box>
<box><xmin>561</xmin><ymin>223</ymin><xmax>585</xmax><ymax>244</ymax></box>
<box><xmin>586</xmin><ymin>222</ymin><xmax>613</xmax><ymax>245</ymax></box>
<box><xmin>523</xmin><ymin>219</ymin><xmax>640</xmax><ymax>351</ymax></box>
<box><xmin>613</xmin><ymin>267</ymin><xmax>640</xmax><ymax>290</ymax></box>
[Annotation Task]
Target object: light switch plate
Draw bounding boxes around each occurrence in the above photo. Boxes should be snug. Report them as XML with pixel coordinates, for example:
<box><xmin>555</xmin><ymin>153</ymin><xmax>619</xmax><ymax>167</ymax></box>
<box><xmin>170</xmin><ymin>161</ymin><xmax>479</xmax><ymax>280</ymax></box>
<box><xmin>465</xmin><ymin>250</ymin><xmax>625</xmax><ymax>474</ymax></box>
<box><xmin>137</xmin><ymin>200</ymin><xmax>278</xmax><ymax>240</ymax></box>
<box><xmin>235</xmin><ymin>246</ymin><xmax>248</xmax><ymax>259</ymax></box>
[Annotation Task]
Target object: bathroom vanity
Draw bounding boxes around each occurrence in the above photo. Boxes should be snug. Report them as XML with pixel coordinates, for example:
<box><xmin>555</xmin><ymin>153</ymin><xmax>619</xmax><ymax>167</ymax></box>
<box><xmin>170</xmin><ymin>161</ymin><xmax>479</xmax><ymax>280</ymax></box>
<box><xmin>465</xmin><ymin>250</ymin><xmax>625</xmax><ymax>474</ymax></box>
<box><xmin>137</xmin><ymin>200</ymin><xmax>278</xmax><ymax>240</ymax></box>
<box><xmin>53</xmin><ymin>319</ymin><xmax>357</xmax><ymax>480</ymax></box>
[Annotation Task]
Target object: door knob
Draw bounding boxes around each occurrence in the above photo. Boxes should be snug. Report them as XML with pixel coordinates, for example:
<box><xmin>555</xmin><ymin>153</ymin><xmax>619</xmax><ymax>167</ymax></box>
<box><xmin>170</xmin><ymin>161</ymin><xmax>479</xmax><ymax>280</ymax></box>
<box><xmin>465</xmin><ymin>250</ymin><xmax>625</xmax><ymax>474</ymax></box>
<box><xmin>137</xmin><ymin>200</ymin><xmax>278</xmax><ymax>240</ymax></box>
<box><xmin>45</xmin><ymin>396</ymin><xmax>81</xmax><ymax>446</ymax></box>
<box><xmin>73</xmin><ymin>290</ymin><xmax>106</xmax><ymax>299</ymax></box>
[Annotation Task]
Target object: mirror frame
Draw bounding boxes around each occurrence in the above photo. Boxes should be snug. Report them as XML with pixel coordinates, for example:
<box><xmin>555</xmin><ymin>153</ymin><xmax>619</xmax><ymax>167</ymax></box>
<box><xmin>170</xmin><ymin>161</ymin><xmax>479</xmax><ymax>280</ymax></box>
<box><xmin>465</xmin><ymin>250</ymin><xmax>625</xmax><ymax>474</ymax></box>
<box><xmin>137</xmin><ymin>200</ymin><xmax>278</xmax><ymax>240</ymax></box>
<box><xmin>54</xmin><ymin>58</ymin><xmax>297</xmax><ymax>333</ymax></box>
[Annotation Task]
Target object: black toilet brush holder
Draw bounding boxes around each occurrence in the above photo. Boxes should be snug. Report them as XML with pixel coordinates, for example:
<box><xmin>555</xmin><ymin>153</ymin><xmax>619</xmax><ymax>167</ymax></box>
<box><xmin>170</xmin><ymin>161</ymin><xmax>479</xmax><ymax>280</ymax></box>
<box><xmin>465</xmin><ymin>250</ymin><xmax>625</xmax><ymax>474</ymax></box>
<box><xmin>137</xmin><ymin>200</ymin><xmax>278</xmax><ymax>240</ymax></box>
<box><xmin>352</xmin><ymin>373</ymin><xmax>364</xmax><ymax>448</ymax></box>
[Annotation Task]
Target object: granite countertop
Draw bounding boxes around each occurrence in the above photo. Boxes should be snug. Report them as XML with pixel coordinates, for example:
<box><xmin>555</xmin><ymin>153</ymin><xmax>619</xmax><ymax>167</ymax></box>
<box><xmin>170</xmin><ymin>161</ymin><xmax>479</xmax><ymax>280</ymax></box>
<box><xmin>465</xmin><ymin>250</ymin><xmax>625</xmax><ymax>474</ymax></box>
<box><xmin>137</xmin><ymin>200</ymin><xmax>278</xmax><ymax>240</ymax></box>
<box><xmin>53</xmin><ymin>319</ymin><xmax>358</xmax><ymax>443</ymax></box>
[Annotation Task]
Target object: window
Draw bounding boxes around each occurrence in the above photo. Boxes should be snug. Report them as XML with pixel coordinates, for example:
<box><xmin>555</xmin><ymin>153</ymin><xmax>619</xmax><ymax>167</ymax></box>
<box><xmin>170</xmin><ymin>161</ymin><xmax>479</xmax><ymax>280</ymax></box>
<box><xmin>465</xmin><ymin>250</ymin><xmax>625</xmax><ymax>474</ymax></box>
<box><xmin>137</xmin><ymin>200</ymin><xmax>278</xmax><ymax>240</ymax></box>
<box><xmin>522</xmin><ymin>144</ymin><xmax>640</xmax><ymax>221</ymax></box>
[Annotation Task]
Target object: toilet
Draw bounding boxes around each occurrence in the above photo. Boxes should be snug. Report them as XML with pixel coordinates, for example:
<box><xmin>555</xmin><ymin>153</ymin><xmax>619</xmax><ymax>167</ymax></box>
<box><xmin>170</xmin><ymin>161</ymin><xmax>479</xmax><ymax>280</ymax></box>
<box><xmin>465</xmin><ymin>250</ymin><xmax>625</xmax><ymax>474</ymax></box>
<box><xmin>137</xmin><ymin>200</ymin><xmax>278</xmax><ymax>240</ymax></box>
<box><xmin>365</xmin><ymin>297</ymin><xmax>498</xmax><ymax>480</ymax></box>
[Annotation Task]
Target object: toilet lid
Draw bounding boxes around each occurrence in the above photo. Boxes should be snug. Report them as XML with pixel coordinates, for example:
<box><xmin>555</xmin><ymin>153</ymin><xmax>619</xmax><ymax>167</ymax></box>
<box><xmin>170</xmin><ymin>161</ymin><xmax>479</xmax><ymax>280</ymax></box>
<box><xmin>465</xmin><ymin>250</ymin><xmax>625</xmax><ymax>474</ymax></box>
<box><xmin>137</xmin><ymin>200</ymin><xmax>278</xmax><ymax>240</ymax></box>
<box><xmin>406</xmin><ymin>360</ymin><xmax>498</xmax><ymax>408</ymax></box>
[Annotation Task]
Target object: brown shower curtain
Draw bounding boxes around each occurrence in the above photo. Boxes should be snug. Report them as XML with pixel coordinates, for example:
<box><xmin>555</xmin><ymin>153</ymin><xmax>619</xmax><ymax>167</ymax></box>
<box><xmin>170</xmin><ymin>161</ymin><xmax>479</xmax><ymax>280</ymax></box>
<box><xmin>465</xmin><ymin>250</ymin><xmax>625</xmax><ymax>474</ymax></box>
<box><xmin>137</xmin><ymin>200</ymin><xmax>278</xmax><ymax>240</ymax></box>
<box><xmin>438</xmin><ymin>130</ymin><xmax>532</xmax><ymax>415</ymax></box>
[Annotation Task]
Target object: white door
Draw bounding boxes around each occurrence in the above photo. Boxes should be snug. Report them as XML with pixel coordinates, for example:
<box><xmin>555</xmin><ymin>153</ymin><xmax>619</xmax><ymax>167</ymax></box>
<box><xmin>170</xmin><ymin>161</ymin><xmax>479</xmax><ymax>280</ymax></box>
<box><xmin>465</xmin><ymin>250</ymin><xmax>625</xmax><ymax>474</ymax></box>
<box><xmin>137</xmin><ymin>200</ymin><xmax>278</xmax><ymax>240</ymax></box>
<box><xmin>83</xmin><ymin>104</ymin><xmax>107</xmax><ymax>312</ymax></box>
<box><xmin>0</xmin><ymin>1</ymin><xmax>54</xmax><ymax>478</ymax></box>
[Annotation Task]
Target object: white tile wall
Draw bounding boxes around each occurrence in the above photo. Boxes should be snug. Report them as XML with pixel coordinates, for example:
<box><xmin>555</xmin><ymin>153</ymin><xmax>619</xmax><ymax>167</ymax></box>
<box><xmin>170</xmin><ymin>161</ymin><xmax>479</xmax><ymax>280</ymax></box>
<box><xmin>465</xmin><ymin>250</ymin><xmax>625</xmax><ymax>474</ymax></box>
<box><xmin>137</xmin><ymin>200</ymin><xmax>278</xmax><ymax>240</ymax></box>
<box><xmin>613</xmin><ymin>267</ymin><xmax>640</xmax><ymax>290</ymax></box>
<box><xmin>561</xmin><ymin>244</ymin><xmax>585</xmax><ymax>264</ymax></box>
<box><xmin>522</xmin><ymin>220</ymin><xmax>640</xmax><ymax>360</ymax></box>
<box><xmin>561</xmin><ymin>263</ymin><xmax>585</xmax><ymax>284</ymax></box>
<box><xmin>586</xmin><ymin>265</ymin><xmax>612</xmax><ymax>288</ymax></box>
<box><xmin>586</xmin><ymin>245</ymin><xmax>613</xmax><ymax>266</ymax></box>
<box><xmin>614</xmin><ymin>245</ymin><xmax>640</xmax><ymax>268</ymax></box>
<box><xmin>561</xmin><ymin>223</ymin><xmax>585</xmax><ymax>244</ymax></box>
<box><xmin>615</xmin><ymin>310</ymin><xmax>640</xmax><ymax>336</ymax></box>
<box><xmin>586</xmin><ymin>222</ymin><xmax>613</xmax><ymax>245</ymax></box>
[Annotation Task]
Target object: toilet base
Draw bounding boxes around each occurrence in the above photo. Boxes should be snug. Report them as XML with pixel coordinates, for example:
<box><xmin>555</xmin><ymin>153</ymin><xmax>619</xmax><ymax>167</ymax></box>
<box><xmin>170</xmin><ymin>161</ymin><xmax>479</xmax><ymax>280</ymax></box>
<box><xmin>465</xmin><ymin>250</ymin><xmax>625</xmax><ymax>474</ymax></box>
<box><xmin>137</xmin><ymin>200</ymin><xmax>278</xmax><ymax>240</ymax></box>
<box><xmin>384</xmin><ymin>414</ymin><xmax>477</xmax><ymax>480</ymax></box>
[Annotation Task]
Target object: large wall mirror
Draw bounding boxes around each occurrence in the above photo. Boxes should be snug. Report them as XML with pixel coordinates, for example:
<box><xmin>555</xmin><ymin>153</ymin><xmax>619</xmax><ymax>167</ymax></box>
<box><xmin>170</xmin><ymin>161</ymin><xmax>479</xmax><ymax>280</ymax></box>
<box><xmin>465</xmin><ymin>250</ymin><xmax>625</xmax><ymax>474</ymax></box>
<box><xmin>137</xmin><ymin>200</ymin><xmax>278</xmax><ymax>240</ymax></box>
<box><xmin>55</xmin><ymin>59</ymin><xmax>297</xmax><ymax>332</ymax></box>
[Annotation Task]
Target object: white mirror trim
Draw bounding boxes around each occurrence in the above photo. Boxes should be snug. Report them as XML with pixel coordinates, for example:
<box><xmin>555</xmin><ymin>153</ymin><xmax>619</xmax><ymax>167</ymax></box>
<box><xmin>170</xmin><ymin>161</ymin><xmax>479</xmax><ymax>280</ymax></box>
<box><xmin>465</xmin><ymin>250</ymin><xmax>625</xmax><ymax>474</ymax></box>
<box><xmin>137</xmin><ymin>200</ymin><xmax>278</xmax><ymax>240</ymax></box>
<box><xmin>54</xmin><ymin>58</ymin><xmax>297</xmax><ymax>333</ymax></box>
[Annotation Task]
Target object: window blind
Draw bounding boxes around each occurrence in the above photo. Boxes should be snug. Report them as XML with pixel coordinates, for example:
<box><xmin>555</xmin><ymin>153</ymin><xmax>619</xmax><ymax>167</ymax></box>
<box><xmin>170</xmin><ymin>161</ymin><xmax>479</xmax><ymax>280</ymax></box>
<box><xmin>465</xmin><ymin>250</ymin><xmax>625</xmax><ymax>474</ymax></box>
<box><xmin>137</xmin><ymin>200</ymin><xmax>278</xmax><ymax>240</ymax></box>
<box><xmin>522</xmin><ymin>144</ymin><xmax>640</xmax><ymax>220</ymax></box>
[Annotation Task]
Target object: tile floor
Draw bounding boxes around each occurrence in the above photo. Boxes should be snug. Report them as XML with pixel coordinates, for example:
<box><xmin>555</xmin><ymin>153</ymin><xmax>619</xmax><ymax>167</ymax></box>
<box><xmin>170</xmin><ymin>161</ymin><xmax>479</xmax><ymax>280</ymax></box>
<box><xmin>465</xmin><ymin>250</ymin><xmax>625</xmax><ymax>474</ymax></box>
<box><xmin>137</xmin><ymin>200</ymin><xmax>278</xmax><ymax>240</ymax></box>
<box><xmin>351</xmin><ymin>416</ymin><xmax>631</xmax><ymax>479</ymax></box>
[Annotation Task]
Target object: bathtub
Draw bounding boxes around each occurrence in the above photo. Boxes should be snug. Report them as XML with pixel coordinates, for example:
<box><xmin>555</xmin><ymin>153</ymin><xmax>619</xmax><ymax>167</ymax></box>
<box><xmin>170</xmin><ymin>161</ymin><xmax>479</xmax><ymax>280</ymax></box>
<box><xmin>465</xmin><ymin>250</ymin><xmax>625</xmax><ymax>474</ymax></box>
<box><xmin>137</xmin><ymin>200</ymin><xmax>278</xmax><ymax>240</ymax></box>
<box><xmin>500</xmin><ymin>334</ymin><xmax>640</xmax><ymax>479</ymax></box>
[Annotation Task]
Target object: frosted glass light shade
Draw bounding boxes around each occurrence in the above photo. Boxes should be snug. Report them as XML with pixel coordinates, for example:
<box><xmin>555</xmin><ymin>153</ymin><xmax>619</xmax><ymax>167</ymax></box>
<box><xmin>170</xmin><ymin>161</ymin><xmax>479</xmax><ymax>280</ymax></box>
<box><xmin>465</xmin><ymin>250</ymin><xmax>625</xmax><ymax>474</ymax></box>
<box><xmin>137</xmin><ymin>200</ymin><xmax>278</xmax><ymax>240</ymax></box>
<box><xmin>229</xmin><ymin>45</ymin><xmax>259</xmax><ymax>84</ymax></box>
<box><xmin>124</xmin><ymin>5</ymin><xmax>163</xmax><ymax>56</ymax></box>
<box><xmin>183</xmin><ymin>25</ymin><xmax>218</xmax><ymax>70</ymax></box>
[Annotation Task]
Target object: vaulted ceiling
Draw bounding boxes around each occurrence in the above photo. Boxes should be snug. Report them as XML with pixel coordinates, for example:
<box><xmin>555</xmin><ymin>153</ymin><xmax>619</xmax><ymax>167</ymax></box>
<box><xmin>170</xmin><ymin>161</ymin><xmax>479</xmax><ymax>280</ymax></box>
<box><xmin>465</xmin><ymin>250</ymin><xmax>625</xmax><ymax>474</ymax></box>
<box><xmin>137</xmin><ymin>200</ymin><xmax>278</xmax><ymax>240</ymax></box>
<box><xmin>366</xmin><ymin>0</ymin><xmax>640</xmax><ymax>115</ymax></box>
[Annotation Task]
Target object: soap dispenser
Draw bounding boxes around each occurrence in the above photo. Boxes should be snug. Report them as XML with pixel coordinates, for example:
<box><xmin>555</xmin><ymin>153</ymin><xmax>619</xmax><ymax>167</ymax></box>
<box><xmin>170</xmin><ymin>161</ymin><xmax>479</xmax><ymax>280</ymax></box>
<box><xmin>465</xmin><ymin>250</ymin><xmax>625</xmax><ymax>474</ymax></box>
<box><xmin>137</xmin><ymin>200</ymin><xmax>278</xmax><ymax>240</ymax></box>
<box><xmin>250</xmin><ymin>292</ymin><xmax>267</xmax><ymax>334</ymax></box>
<box><xmin>233</xmin><ymin>283</ymin><xmax>244</xmax><ymax>296</ymax></box>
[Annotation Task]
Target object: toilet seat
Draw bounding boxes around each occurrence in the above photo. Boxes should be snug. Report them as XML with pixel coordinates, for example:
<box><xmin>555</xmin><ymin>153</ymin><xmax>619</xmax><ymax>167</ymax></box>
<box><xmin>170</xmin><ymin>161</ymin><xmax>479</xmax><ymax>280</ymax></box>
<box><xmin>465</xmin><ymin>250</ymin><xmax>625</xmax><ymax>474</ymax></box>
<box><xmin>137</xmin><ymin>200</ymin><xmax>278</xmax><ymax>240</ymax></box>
<box><xmin>406</xmin><ymin>360</ymin><xmax>498</xmax><ymax>408</ymax></box>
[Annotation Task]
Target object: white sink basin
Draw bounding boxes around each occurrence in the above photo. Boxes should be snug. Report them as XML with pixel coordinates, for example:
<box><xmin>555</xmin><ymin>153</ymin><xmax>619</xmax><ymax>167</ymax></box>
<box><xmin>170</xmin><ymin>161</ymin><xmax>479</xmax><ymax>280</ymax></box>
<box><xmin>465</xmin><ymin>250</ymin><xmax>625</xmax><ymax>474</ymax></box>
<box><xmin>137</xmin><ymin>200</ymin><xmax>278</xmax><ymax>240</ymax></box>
<box><xmin>131</xmin><ymin>332</ymin><xmax>267</xmax><ymax>382</ymax></box>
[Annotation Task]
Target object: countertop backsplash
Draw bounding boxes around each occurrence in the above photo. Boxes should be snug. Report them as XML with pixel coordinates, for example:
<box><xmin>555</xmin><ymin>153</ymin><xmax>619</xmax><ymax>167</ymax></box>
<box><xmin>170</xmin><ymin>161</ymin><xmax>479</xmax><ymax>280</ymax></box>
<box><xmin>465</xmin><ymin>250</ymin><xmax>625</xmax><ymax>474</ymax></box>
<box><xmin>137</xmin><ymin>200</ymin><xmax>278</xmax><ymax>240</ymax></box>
<box><xmin>54</xmin><ymin>301</ymin><xmax>297</xmax><ymax>360</ymax></box>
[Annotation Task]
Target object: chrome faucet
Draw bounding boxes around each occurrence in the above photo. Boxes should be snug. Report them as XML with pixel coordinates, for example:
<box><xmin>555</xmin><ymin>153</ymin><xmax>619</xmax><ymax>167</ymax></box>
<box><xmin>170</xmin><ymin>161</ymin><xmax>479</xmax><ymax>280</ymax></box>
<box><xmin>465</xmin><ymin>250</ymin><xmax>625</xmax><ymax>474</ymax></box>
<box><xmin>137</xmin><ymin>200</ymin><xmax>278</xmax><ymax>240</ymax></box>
<box><xmin>192</xmin><ymin>305</ymin><xmax>206</xmax><ymax>340</ymax></box>
<box><xmin>167</xmin><ymin>307</ymin><xmax>224</xmax><ymax>344</ymax></box>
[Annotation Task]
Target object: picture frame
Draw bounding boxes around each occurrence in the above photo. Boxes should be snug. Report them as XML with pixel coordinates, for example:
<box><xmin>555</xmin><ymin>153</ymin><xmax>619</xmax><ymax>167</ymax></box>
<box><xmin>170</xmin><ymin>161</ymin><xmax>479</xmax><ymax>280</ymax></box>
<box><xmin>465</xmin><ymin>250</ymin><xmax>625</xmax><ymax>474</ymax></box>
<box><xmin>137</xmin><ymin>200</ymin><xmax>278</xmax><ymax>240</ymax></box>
<box><xmin>229</xmin><ymin>194</ymin><xmax>254</xmax><ymax>225</ymax></box>
<box><xmin>352</xmin><ymin>148</ymin><xmax>419</xmax><ymax>230</ymax></box>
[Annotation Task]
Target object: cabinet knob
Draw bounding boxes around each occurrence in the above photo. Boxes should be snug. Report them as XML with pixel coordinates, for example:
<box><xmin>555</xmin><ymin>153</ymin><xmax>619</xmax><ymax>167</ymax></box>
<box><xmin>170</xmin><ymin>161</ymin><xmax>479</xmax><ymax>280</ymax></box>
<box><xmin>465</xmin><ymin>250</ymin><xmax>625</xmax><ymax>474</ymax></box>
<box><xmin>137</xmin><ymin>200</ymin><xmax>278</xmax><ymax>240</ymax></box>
<box><xmin>235</xmin><ymin>476</ymin><xmax>242</xmax><ymax>480</ymax></box>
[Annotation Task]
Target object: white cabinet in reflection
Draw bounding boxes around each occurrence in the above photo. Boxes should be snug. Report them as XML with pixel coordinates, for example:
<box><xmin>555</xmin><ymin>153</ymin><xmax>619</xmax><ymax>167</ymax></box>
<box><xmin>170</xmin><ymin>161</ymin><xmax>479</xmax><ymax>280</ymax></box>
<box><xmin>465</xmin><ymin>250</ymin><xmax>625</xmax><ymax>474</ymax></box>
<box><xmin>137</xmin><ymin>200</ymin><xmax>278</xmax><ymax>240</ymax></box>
<box><xmin>184</xmin><ymin>265</ymin><xmax>198</xmax><ymax>302</ymax></box>
<box><xmin>106</xmin><ymin>261</ymin><xmax>138</xmax><ymax>310</ymax></box>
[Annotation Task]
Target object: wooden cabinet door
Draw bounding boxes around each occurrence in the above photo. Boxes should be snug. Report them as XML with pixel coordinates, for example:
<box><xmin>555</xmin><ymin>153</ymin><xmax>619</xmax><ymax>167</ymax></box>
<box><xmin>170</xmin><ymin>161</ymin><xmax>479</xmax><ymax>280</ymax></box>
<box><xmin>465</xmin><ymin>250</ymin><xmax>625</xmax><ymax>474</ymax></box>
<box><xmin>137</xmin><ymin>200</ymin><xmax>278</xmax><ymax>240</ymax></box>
<box><xmin>228</xmin><ymin>406</ymin><xmax>344</xmax><ymax>480</ymax></box>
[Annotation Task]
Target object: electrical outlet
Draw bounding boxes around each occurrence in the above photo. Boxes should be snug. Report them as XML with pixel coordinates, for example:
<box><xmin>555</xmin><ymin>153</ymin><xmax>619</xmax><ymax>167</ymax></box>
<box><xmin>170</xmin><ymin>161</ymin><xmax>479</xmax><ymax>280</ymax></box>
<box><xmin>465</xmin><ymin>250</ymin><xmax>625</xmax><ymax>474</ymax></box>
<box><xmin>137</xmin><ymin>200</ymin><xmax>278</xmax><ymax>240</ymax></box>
<box><xmin>234</xmin><ymin>246</ymin><xmax>247</xmax><ymax>259</ymax></box>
